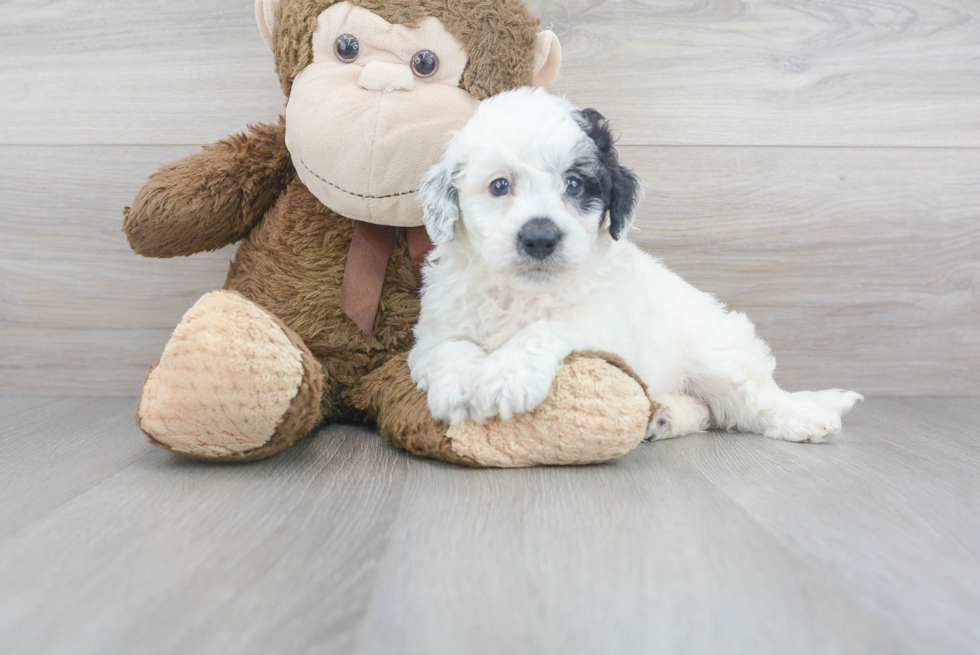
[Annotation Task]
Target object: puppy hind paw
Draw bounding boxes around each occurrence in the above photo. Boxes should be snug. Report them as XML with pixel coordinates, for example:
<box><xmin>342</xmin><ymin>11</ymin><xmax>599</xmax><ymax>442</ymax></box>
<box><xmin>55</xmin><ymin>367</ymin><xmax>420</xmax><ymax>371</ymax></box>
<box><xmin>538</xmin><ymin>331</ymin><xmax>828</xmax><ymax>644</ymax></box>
<box><xmin>644</xmin><ymin>395</ymin><xmax>711</xmax><ymax>442</ymax></box>
<box><xmin>790</xmin><ymin>389</ymin><xmax>863</xmax><ymax>416</ymax></box>
<box><xmin>823</xmin><ymin>390</ymin><xmax>864</xmax><ymax>415</ymax></box>
<box><xmin>644</xmin><ymin>406</ymin><xmax>673</xmax><ymax>442</ymax></box>
<box><xmin>764</xmin><ymin>404</ymin><xmax>843</xmax><ymax>443</ymax></box>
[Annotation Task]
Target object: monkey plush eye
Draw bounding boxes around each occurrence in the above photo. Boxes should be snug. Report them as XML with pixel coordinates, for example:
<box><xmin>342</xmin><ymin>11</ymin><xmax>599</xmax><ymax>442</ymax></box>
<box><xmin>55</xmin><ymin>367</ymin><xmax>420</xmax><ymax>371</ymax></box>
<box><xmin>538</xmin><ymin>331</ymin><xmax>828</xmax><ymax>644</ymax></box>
<box><xmin>490</xmin><ymin>178</ymin><xmax>511</xmax><ymax>197</ymax></box>
<box><xmin>565</xmin><ymin>176</ymin><xmax>584</xmax><ymax>198</ymax></box>
<box><xmin>411</xmin><ymin>50</ymin><xmax>439</xmax><ymax>78</ymax></box>
<box><xmin>335</xmin><ymin>34</ymin><xmax>360</xmax><ymax>62</ymax></box>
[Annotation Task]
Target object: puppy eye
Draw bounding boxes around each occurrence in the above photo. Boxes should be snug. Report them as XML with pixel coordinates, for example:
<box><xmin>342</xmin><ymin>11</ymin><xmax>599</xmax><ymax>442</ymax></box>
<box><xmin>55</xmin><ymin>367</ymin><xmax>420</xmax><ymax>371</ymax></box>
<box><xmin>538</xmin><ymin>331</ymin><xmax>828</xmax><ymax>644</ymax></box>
<box><xmin>336</xmin><ymin>34</ymin><xmax>360</xmax><ymax>62</ymax></box>
<box><xmin>411</xmin><ymin>50</ymin><xmax>439</xmax><ymax>78</ymax></box>
<box><xmin>490</xmin><ymin>178</ymin><xmax>511</xmax><ymax>197</ymax></box>
<box><xmin>565</xmin><ymin>176</ymin><xmax>584</xmax><ymax>198</ymax></box>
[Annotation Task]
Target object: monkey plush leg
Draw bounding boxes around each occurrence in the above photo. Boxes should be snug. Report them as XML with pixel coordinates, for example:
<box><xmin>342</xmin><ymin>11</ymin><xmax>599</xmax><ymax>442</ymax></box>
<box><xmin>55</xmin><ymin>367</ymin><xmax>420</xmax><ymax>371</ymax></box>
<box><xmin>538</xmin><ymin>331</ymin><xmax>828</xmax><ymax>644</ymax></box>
<box><xmin>355</xmin><ymin>352</ymin><xmax>652</xmax><ymax>467</ymax></box>
<box><xmin>137</xmin><ymin>290</ymin><xmax>324</xmax><ymax>462</ymax></box>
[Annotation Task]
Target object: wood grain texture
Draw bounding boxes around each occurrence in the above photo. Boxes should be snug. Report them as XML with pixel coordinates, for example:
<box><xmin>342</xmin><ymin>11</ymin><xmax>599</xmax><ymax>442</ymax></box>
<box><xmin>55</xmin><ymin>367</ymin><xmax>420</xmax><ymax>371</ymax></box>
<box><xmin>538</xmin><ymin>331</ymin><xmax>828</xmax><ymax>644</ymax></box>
<box><xmin>0</xmin><ymin>145</ymin><xmax>233</xmax><ymax>332</ymax></box>
<box><xmin>1</xmin><ymin>144</ymin><xmax>976</xmax><ymax>396</ymax></box>
<box><xmin>0</xmin><ymin>0</ymin><xmax>286</xmax><ymax>146</ymax></box>
<box><xmin>536</xmin><ymin>0</ymin><xmax>980</xmax><ymax>147</ymax></box>
<box><xmin>0</xmin><ymin>397</ymin><xmax>147</xmax><ymax>535</ymax></box>
<box><xmin>2</xmin><ymin>396</ymin><xmax>978</xmax><ymax>653</ymax></box>
<box><xmin>356</xmin><ymin>447</ymin><xmax>913</xmax><ymax>654</ymax></box>
<box><xmin>0</xmin><ymin>0</ymin><xmax>977</xmax><ymax>395</ymax></box>
<box><xmin>0</xmin><ymin>145</ymin><xmax>235</xmax><ymax>394</ymax></box>
<box><xmin>622</xmin><ymin>145</ymin><xmax>980</xmax><ymax>396</ymax></box>
<box><xmin>0</xmin><ymin>421</ymin><xmax>409</xmax><ymax>655</ymax></box>
<box><xmin>667</xmin><ymin>397</ymin><xmax>980</xmax><ymax>654</ymax></box>
<box><xmin>1</xmin><ymin>0</ymin><xmax>978</xmax><ymax>146</ymax></box>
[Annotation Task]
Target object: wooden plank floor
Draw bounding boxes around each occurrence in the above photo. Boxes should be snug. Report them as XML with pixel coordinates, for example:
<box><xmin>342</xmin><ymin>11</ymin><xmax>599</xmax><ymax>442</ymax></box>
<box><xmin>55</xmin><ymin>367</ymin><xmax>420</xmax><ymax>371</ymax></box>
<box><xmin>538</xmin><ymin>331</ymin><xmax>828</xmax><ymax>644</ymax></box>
<box><xmin>1</xmin><ymin>397</ymin><xmax>977</xmax><ymax>654</ymax></box>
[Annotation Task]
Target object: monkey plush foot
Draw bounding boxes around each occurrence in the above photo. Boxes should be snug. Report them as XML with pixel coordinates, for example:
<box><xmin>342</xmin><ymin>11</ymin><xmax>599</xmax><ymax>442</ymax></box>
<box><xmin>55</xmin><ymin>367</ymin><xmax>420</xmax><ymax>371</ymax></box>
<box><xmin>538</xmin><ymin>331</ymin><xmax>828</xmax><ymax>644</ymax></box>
<box><xmin>137</xmin><ymin>290</ymin><xmax>324</xmax><ymax>461</ymax></box>
<box><xmin>357</xmin><ymin>352</ymin><xmax>652</xmax><ymax>467</ymax></box>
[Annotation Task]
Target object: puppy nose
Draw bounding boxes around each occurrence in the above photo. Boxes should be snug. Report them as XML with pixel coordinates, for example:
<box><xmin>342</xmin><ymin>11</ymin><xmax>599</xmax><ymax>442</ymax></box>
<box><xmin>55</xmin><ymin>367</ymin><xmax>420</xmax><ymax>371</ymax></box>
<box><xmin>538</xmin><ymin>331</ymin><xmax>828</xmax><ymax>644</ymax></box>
<box><xmin>358</xmin><ymin>62</ymin><xmax>415</xmax><ymax>92</ymax></box>
<box><xmin>518</xmin><ymin>218</ymin><xmax>563</xmax><ymax>260</ymax></box>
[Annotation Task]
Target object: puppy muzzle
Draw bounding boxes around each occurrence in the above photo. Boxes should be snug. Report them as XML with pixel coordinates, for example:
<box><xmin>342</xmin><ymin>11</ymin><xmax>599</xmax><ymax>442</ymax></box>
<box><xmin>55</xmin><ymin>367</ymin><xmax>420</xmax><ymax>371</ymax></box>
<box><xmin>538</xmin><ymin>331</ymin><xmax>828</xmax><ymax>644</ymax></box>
<box><xmin>518</xmin><ymin>218</ymin><xmax>563</xmax><ymax>260</ymax></box>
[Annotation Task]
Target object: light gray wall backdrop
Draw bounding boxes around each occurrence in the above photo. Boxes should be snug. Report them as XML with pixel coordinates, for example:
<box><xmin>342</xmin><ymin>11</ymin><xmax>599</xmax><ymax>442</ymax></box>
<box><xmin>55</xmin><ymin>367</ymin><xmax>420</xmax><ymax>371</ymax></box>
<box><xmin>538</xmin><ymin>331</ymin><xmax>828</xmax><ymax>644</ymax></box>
<box><xmin>1</xmin><ymin>0</ymin><xmax>978</xmax><ymax>397</ymax></box>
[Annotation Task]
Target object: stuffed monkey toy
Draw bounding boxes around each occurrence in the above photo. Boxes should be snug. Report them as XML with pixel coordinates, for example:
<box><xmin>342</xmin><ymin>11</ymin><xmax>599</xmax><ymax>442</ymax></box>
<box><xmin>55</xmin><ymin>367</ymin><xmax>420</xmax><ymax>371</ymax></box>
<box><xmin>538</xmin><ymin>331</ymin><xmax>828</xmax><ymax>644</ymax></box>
<box><xmin>123</xmin><ymin>0</ymin><xmax>653</xmax><ymax>466</ymax></box>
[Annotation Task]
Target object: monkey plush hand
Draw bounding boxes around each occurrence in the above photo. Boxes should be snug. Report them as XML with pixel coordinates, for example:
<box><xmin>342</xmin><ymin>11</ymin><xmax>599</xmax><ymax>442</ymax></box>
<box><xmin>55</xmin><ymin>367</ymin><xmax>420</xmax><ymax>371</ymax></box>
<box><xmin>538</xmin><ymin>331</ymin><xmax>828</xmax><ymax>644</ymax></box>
<box><xmin>122</xmin><ymin>0</ymin><xmax>652</xmax><ymax>466</ymax></box>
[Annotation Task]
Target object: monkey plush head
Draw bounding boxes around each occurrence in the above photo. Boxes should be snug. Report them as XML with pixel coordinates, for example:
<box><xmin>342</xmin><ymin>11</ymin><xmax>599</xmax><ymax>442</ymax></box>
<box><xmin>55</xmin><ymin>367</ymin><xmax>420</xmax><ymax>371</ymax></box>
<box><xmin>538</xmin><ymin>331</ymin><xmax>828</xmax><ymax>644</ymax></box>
<box><xmin>255</xmin><ymin>0</ymin><xmax>562</xmax><ymax>228</ymax></box>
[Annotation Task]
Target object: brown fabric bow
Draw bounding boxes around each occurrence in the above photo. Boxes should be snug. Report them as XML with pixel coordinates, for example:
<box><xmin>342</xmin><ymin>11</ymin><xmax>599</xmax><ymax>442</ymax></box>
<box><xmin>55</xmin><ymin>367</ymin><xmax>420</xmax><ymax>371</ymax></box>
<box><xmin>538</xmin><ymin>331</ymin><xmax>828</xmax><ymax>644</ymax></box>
<box><xmin>340</xmin><ymin>222</ymin><xmax>433</xmax><ymax>335</ymax></box>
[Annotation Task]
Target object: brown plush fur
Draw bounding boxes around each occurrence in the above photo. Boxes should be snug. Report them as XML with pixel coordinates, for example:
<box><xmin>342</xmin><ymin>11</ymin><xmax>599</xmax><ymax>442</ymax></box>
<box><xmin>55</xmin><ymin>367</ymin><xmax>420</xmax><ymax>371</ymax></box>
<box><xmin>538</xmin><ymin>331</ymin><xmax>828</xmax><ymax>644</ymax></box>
<box><xmin>273</xmin><ymin>0</ymin><xmax>540</xmax><ymax>98</ymax></box>
<box><xmin>356</xmin><ymin>355</ymin><xmax>478</xmax><ymax>466</ymax></box>
<box><xmin>224</xmin><ymin>173</ymin><xmax>422</xmax><ymax>424</ymax></box>
<box><xmin>124</xmin><ymin>118</ymin><xmax>294</xmax><ymax>257</ymax></box>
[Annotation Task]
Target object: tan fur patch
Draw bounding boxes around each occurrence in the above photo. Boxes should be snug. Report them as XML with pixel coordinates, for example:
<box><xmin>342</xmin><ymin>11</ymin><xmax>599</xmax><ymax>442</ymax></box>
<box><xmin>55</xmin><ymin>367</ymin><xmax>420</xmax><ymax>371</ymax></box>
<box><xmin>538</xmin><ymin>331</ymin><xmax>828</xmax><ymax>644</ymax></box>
<box><xmin>446</xmin><ymin>354</ymin><xmax>652</xmax><ymax>467</ymax></box>
<box><xmin>138</xmin><ymin>291</ymin><xmax>307</xmax><ymax>458</ymax></box>
<box><xmin>225</xmin><ymin>178</ymin><xmax>421</xmax><ymax>423</ymax></box>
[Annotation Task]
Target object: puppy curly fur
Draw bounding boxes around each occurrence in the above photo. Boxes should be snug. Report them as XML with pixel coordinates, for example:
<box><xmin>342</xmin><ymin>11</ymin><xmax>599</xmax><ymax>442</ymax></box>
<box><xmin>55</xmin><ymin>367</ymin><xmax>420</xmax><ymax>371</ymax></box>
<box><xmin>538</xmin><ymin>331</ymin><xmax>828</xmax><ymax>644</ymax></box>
<box><xmin>411</xmin><ymin>88</ymin><xmax>864</xmax><ymax>443</ymax></box>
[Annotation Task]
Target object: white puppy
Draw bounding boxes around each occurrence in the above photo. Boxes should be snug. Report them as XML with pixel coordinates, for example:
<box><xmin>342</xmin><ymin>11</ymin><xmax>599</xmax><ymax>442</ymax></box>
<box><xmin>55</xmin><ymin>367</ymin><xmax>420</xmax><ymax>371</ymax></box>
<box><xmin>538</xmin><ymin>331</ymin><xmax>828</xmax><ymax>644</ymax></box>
<box><xmin>409</xmin><ymin>87</ymin><xmax>862</xmax><ymax>442</ymax></box>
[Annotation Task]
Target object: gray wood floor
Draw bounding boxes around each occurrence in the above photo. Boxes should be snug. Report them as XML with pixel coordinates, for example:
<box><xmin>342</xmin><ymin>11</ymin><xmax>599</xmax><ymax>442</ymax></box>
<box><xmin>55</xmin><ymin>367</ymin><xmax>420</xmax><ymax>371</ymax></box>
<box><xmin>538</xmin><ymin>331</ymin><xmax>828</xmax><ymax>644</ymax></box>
<box><xmin>1</xmin><ymin>396</ymin><xmax>978</xmax><ymax>654</ymax></box>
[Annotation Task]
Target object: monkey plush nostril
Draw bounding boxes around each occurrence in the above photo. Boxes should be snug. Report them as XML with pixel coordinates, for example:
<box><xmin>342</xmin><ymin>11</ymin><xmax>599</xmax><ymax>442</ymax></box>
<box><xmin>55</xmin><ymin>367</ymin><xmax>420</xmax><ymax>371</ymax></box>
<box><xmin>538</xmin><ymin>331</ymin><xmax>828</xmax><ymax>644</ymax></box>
<box><xmin>358</xmin><ymin>61</ymin><xmax>415</xmax><ymax>92</ymax></box>
<box><xmin>518</xmin><ymin>218</ymin><xmax>563</xmax><ymax>260</ymax></box>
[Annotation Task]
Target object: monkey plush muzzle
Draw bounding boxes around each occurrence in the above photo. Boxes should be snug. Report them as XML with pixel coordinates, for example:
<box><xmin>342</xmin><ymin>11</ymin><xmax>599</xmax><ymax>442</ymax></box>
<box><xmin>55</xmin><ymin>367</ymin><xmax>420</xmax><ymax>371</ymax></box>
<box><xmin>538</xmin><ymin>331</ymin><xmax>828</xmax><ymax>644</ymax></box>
<box><xmin>284</xmin><ymin>2</ymin><xmax>479</xmax><ymax>228</ymax></box>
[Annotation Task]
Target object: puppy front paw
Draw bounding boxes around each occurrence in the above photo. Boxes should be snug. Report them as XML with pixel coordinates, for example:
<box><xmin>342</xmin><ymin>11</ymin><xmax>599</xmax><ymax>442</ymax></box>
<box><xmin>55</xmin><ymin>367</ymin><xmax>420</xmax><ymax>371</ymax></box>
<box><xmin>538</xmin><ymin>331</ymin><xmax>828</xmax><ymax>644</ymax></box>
<box><xmin>472</xmin><ymin>349</ymin><xmax>558</xmax><ymax>422</ymax></box>
<box><xmin>410</xmin><ymin>341</ymin><xmax>488</xmax><ymax>425</ymax></box>
<box><xmin>424</xmin><ymin>366</ymin><xmax>477</xmax><ymax>425</ymax></box>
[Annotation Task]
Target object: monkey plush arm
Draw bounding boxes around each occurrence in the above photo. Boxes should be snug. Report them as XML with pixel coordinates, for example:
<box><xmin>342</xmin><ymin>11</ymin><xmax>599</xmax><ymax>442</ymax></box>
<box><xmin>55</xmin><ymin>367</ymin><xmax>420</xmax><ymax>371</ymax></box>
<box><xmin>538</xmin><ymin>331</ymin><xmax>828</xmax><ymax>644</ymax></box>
<box><xmin>124</xmin><ymin>117</ymin><xmax>293</xmax><ymax>257</ymax></box>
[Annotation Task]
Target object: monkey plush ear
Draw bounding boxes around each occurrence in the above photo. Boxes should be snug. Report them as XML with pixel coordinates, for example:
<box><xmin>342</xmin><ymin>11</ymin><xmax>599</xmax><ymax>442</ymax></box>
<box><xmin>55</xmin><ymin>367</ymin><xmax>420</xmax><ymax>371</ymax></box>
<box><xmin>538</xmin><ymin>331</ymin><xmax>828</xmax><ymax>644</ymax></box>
<box><xmin>419</xmin><ymin>159</ymin><xmax>460</xmax><ymax>244</ymax></box>
<box><xmin>255</xmin><ymin>0</ymin><xmax>281</xmax><ymax>52</ymax></box>
<box><xmin>532</xmin><ymin>31</ymin><xmax>562</xmax><ymax>88</ymax></box>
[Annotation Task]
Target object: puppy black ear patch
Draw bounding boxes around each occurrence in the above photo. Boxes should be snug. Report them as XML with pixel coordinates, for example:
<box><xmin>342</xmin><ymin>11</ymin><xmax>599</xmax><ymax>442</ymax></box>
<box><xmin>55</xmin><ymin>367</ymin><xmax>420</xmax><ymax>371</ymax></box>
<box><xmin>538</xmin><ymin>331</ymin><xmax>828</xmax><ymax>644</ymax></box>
<box><xmin>577</xmin><ymin>108</ymin><xmax>641</xmax><ymax>240</ymax></box>
<box><xmin>419</xmin><ymin>161</ymin><xmax>460</xmax><ymax>243</ymax></box>
<box><xmin>608</xmin><ymin>162</ymin><xmax>641</xmax><ymax>240</ymax></box>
